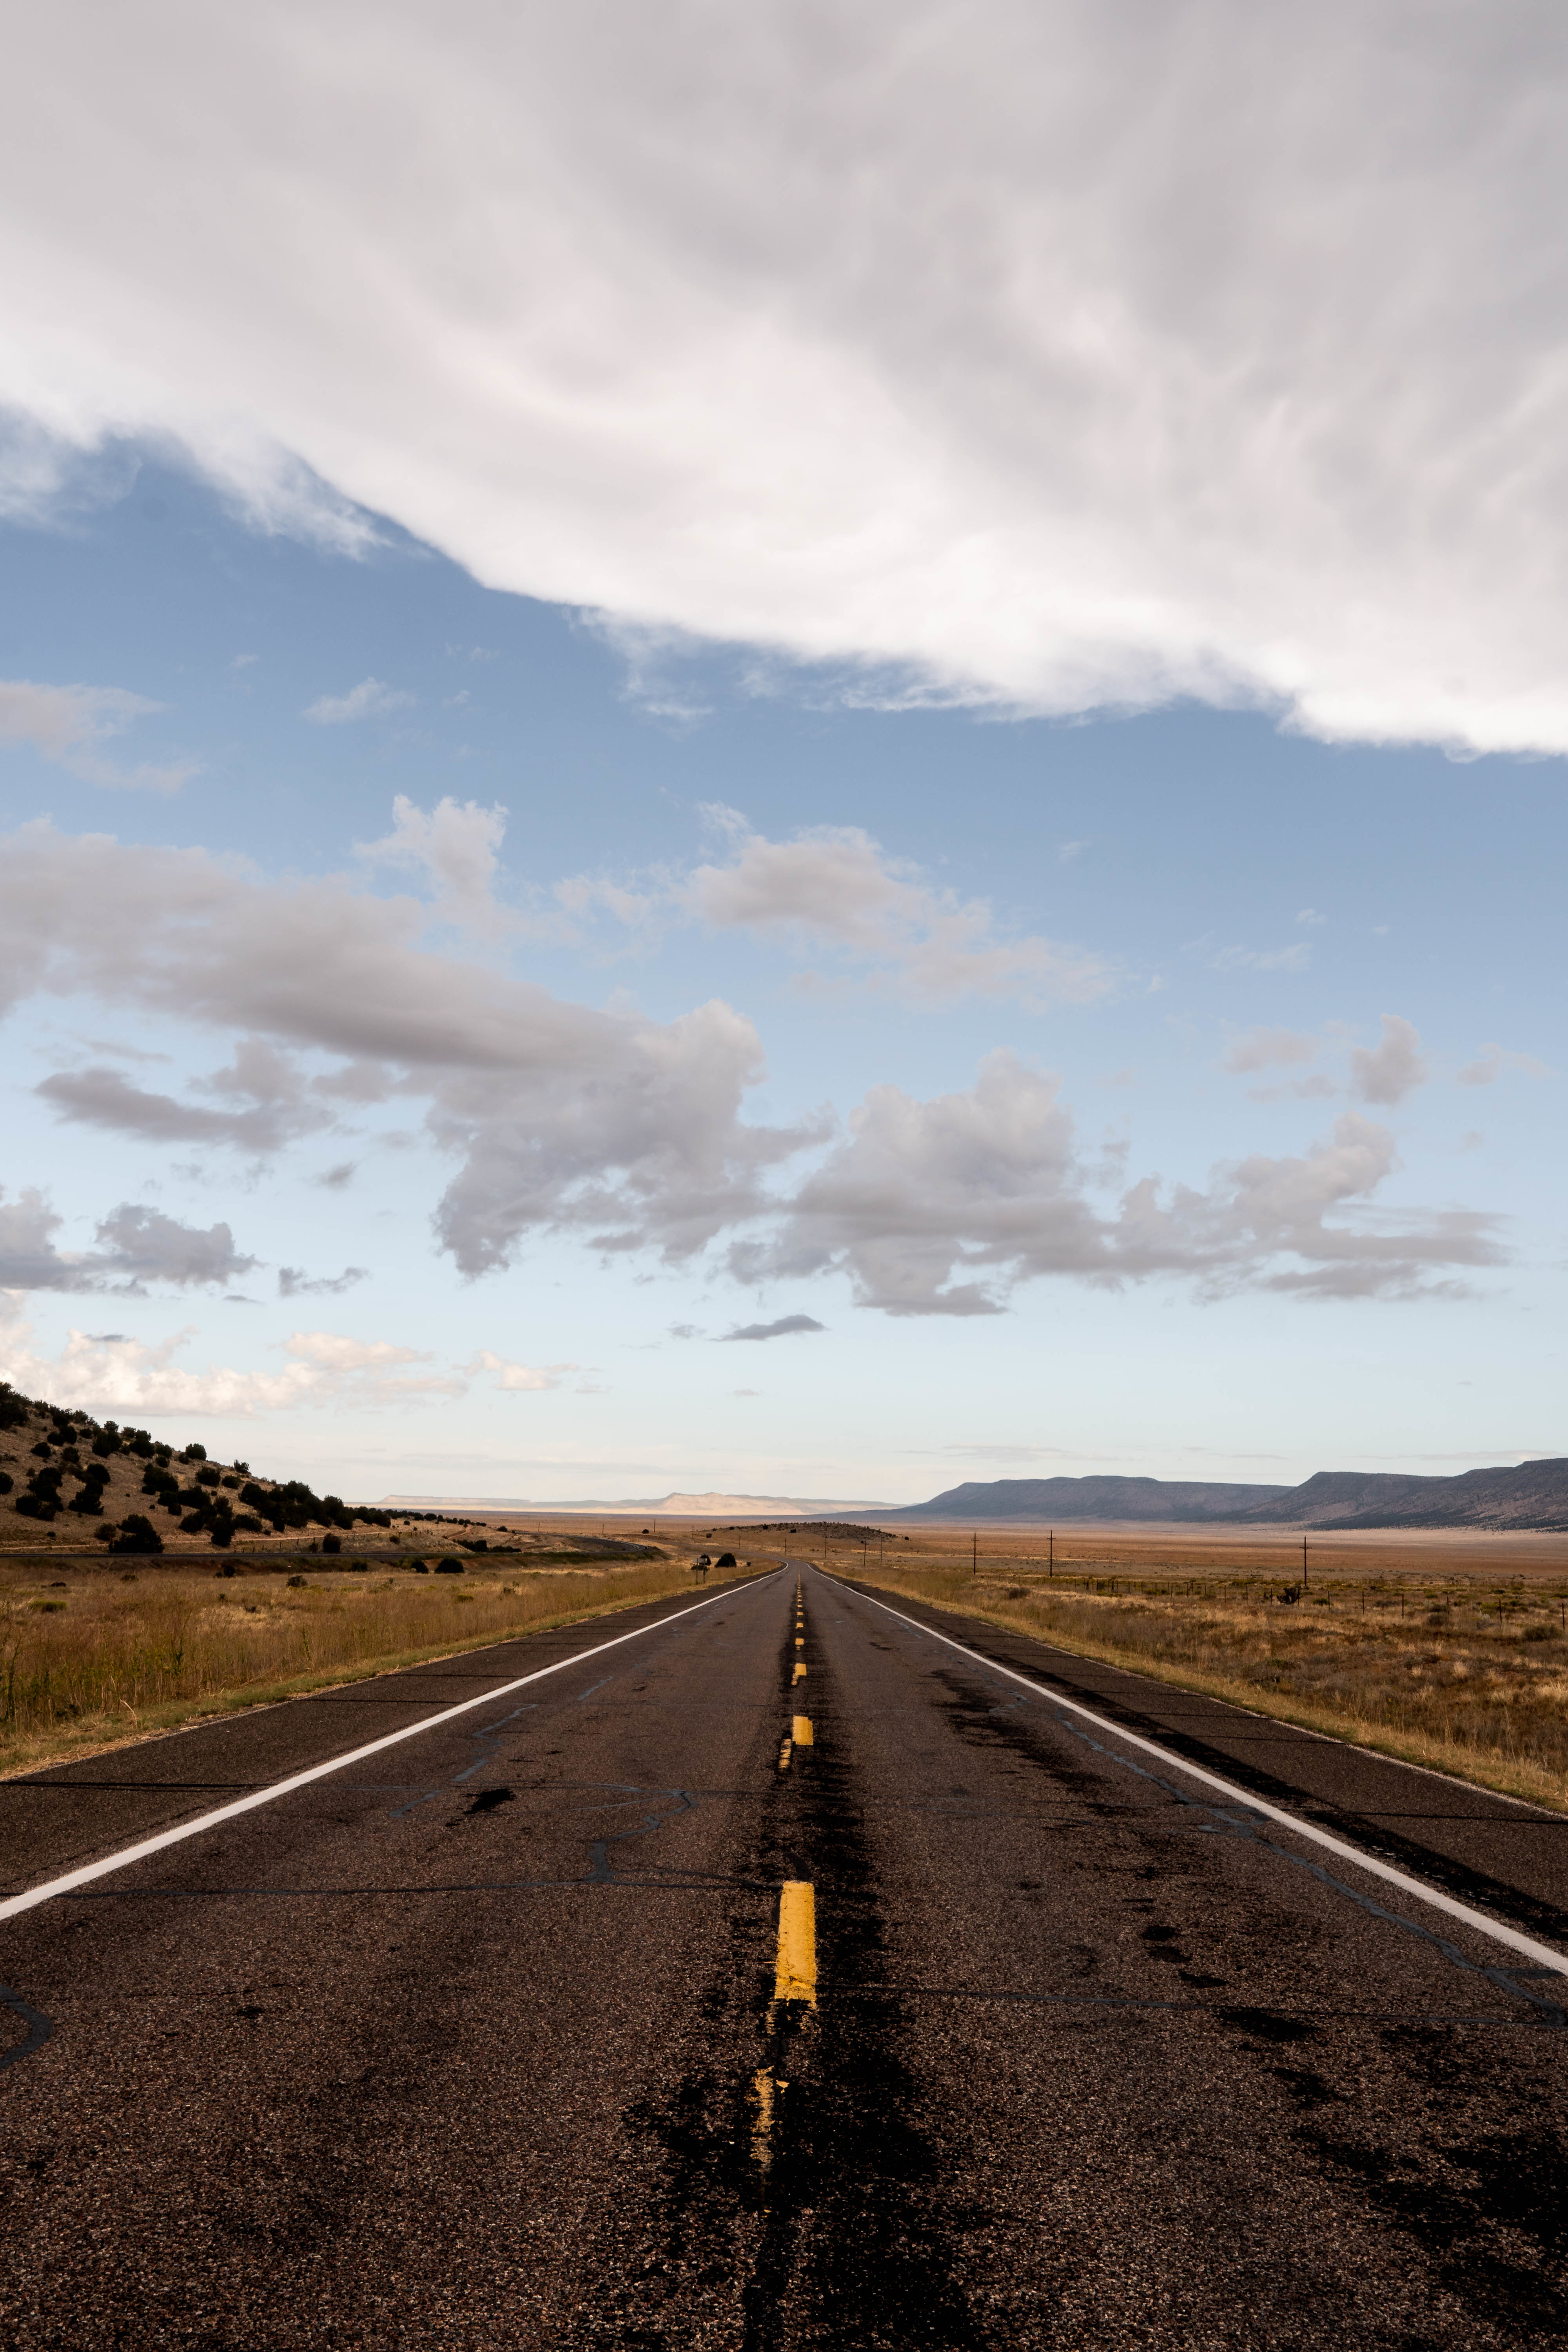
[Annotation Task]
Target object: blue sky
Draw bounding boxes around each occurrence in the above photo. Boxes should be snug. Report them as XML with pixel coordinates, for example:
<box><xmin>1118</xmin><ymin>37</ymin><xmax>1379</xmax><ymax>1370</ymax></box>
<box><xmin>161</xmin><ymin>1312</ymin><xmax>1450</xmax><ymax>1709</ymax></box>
<box><xmin>0</xmin><ymin>9</ymin><xmax>1563</xmax><ymax>1502</ymax></box>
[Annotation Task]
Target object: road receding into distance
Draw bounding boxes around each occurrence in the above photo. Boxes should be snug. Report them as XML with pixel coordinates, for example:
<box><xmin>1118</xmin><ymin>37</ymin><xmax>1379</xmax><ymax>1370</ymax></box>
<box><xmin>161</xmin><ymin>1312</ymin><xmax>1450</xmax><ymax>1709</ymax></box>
<box><xmin>2</xmin><ymin>1562</ymin><xmax>1565</xmax><ymax>2347</ymax></box>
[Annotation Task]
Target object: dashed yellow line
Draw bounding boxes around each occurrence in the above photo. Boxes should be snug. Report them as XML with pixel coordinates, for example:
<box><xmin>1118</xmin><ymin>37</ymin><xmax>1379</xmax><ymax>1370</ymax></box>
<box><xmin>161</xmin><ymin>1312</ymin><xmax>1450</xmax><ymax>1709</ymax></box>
<box><xmin>791</xmin><ymin>1713</ymin><xmax>813</xmax><ymax>1746</ymax></box>
<box><xmin>777</xmin><ymin>1734</ymin><xmax>793</xmax><ymax>1773</ymax></box>
<box><xmin>774</xmin><ymin>1880</ymin><xmax>817</xmax><ymax>2004</ymax></box>
<box><xmin>793</xmin><ymin>1661</ymin><xmax>807</xmax><ymax>1682</ymax></box>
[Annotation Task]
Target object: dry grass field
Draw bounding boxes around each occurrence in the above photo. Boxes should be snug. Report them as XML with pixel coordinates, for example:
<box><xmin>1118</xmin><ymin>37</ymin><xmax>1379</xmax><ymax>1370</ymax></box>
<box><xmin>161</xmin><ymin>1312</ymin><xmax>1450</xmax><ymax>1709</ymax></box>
<box><xmin>0</xmin><ymin>1541</ymin><xmax>758</xmax><ymax>1780</ymax></box>
<box><xmin>790</xmin><ymin>1521</ymin><xmax>1568</xmax><ymax>1813</ymax></box>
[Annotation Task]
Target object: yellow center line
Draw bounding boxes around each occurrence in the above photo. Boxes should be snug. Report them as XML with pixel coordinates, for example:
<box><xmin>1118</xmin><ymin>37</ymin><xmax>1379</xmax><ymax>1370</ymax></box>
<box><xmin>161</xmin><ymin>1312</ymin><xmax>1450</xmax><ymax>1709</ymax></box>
<box><xmin>793</xmin><ymin>1661</ymin><xmax>807</xmax><ymax>1681</ymax></box>
<box><xmin>774</xmin><ymin>1880</ymin><xmax>817</xmax><ymax>2004</ymax></box>
<box><xmin>791</xmin><ymin>1713</ymin><xmax>813</xmax><ymax>1745</ymax></box>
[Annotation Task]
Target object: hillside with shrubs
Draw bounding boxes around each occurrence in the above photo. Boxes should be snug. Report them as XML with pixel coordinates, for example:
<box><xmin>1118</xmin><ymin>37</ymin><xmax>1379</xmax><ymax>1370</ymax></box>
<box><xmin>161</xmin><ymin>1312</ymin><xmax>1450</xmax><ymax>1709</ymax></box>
<box><xmin>0</xmin><ymin>1383</ymin><xmax>395</xmax><ymax>1556</ymax></box>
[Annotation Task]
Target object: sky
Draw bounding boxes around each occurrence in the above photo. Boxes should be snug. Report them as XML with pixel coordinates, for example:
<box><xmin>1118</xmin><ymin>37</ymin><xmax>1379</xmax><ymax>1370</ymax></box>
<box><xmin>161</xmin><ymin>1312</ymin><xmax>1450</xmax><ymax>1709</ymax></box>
<box><xmin>0</xmin><ymin>3</ymin><xmax>1563</xmax><ymax>1505</ymax></box>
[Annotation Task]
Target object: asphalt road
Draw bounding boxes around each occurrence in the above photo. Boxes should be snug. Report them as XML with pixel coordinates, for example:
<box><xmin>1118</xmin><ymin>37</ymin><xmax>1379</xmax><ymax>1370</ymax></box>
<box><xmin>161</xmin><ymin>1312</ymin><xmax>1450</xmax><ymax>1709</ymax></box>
<box><xmin>2</xmin><ymin>1563</ymin><xmax>1566</xmax><ymax>2350</ymax></box>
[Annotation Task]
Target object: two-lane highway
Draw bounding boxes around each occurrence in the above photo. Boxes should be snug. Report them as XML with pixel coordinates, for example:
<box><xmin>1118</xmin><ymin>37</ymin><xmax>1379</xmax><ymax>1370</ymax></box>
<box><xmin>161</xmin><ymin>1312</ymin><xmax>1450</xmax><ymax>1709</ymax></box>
<box><xmin>2</xmin><ymin>1563</ymin><xmax>1565</xmax><ymax>2347</ymax></box>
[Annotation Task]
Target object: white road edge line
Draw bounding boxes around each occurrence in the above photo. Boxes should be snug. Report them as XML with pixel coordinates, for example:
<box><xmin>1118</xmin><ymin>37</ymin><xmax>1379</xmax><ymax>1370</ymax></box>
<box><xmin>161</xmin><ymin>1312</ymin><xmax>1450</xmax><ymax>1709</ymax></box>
<box><xmin>826</xmin><ymin>1572</ymin><xmax>1568</xmax><ymax>1980</ymax></box>
<box><xmin>0</xmin><ymin>1573</ymin><xmax>783</xmax><ymax>1927</ymax></box>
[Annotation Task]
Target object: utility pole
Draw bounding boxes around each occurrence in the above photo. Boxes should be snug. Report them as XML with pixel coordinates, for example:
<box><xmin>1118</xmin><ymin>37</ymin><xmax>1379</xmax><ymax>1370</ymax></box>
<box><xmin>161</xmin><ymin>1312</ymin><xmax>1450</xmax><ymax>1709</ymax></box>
<box><xmin>1049</xmin><ymin>1528</ymin><xmax>1054</xmax><ymax>1579</ymax></box>
<box><xmin>972</xmin><ymin>1529</ymin><xmax>977</xmax><ymax>1577</ymax></box>
<box><xmin>1302</xmin><ymin>1535</ymin><xmax>1308</xmax><ymax>1593</ymax></box>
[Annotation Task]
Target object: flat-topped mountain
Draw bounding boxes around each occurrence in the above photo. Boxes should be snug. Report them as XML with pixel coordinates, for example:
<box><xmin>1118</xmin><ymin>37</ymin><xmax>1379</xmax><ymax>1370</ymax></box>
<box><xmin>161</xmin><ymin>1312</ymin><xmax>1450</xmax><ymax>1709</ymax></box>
<box><xmin>893</xmin><ymin>1475</ymin><xmax>1293</xmax><ymax>1523</ymax></box>
<box><xmin>896</xmin><ymin>1459</ymin><xmax>1568</xmax><ymax>1531</ymax></box>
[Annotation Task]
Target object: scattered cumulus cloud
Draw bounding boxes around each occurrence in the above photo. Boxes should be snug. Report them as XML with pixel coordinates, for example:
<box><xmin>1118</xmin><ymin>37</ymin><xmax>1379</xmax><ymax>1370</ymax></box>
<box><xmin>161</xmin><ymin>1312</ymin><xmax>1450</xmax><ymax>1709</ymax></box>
<box><xmin>358</xmin><ymin>793</ymin><xmax>511</xmax><ymax>936</ymax></box>
<box><xmin>1223</xmin><ymin>1027</ymin><xmax>1320</xmax><ymax>1076</ymax></box>
<box><xmin>277</xmin><ymin>1264</ymin><xmax>370</xmax><ymax>1297</ymax></box>
<box><xmin>1456</xmin><ymin>1043</ymin><xmax>1550</xmax><ymax>1087</ymax></box>
<box><xmin>472</xmin><ymin>1349</ymin><xmax>581</xmax><ymax>1392</ymax></box>
<box><xmin>0</xmin><ymin>1188</ymin><xmax>255</xmax><ymax>1294</ymax></box>
<box><xmin>0</xmin><ymin>677</ymin><xmax>194</xmax><ymax>791</ymax></box>
<box><xmin>564</xmin><ymin>813</ymin><xmax>1112</xmax><ymax>1008</ymax></box>
<box><xmin>0</xmin><ymin>1321</ymin><xmax>463</xmax><ymax>1415</ymax></box>
<box><xmin>303</xmin><ymin>677</ymin><xmax>414</xmax><ymax>724</ymax></box>
<box><xmin>0</xmin><ymin>823</ymin><xmax>1509</xmax><ymax>1318</ymax></box>
<box><xmin>1348</xmin><ymin>1015</ymin><xmax>1429</xmax><ymax>1107</ymax></box>
<box><xmin>730</xmin><ymin>1052</ymin><xmax>1502</xmax><ymax>1314</ymax></box>
<box><xmin>1202</xmin><ymin>940</ymin><xmax>1311</xmax><ymax>975</ymax></box>
<box><xmin>36</xmin><ymin>1038</ymin><xmax>331</xmax><ymax>1154</ymax></box>
<box><xmin>718</xmin><ymin>1314</ymin><xmax>826</xmax><ymax>1341</ymax></box>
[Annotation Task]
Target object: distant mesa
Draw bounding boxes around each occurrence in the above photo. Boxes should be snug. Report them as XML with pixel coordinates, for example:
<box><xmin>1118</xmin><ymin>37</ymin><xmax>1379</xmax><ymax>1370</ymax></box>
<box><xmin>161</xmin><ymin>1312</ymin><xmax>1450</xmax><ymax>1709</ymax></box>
<box><xmin>379</xmin><ymin>1489</ymin><xmax>887</xmax><ymax>1519</ymax></box>
<box><xmin>891</xmin><ymin>1460</ymin><xmax>1568</xmax><ymax>1532</ymax></box>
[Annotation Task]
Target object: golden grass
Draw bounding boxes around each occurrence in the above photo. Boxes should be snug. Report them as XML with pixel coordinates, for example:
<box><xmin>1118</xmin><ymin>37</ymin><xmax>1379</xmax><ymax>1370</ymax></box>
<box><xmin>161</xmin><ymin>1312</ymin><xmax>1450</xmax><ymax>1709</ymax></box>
<box><xmin>0</xmin><ymin>1555</ymin><xmax>752</xmax><ymax>1779</ymax></box>
<box><xmin>839</xmin><ymin>1539</ymin><xmax>1568</xmax><ymax>1814</ymax></box>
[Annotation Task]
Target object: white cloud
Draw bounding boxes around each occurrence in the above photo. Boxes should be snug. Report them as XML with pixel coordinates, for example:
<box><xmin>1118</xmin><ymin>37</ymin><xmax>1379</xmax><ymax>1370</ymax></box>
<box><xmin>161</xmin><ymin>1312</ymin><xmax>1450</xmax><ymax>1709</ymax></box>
<box><xmin>1456</xmin><ymin>1042</ymin><xmax>1551</xmax><ymax>1087</ymax></box>
<box><xmin>0</xmin><ymin>677</ymin><xmax>192</xmax><ymax>791</ymax></box>
<box><xmin>0</xmin><ymin>819</ymin><xmax>821</xmax><ymax>1280</ymax></box>
<box><xmin>37</xmin><ymin>1038</ymin><xmax>330</xmax><ymax>1153</ymax></box>
<box><xmin>1296</xmin><ymin>908</ymin><xmax>1327</xmax><ymax>928</ymax></box>
<box><xmin>277</xmin><ymin>1264</ymin><xmax>369</xmax><ymax>1297</ymax></box>
<box><xmin>1204</xmin><ymin>941</ymin><xmax>1311</xmax><ymax>975</ymax></box>
<box><xmin>357</xmin><ymin>794</ymin><xmax>511</xmax><ymax>936</ymax></box>
<box><xmin>718</xmin><ymin>1314</ymin><xmax>826</xmax><ymax>1341</ymax></box>
<box><xmin>0</xmin><ymin>1187</ymin><xmax>255</xmax><ymax>1292</ymax></box>
<box><xmin>1348</xmin><ymin>1014</ymin><xmax>1429</xmax><ymax>1107</ymax></box>
<box><xmin>0</xmin><ymin>1321</ymin><xmax>463</xmax><ymax>1415</ymax></box>
<box><xmin>472</xmin><ymin>1348</ymin><xmax>579</xmax><ymax>1392</ymax></box>
<box><xmin>303</xmin><ymin>677</ymin><xmax>413</xmax><ymax>725</ymax></box>
<box><xmin>735</xmin><ymin>1054</ymin><xmax>1503</xmax><ymax>1314</ymax></box>
<box><xmin>1223</xmin><ymin>1027</ymin><xmax>1320</xmax><ymax>1075</ymax></box>
<box><xmin>572</xmin><ymin>817</ymin><xmax>1113</xmax><ymax>1007</ymax></box>
<box><xmin>0</xmin><ymin>823</ymin><xmax>1509</xmax><ymax>1319</ymax></box>
<box><xmin>6</xmin><ymin>11</ymin><xmax>1568</xmax><ymax>751</ymax></box>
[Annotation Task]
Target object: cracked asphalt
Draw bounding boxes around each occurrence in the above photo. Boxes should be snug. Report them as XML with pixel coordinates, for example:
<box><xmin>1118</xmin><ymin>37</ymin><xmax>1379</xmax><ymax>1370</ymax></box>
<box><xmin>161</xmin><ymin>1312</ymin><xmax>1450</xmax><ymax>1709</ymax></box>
<box><xmin>2</xmin><ymin>1563</ymin><xmax>1566</xmax><ymax>2349</ymax></box>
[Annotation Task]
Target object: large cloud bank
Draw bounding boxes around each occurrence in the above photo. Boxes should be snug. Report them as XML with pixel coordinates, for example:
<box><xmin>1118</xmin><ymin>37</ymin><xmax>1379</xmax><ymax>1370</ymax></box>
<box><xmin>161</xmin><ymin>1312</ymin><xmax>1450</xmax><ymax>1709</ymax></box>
<box><xmin>4</xmin><ymin>4</ymin><xmax>1568</xmax><ymax>750</ymax></box>
<box><xmin>1</xmin><ymin>822</ymin><xmax>1501</xmax><ymax>1312</ymax></box>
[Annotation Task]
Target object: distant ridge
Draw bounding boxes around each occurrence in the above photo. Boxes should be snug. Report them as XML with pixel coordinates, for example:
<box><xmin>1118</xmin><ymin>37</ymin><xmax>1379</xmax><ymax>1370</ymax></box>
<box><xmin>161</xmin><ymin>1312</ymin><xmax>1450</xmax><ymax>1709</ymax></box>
<box><xmin>379</xmin><ymin>1490</ymin><xmax>888</xmax><ymax>1518</ymax></box>
<box><xmin>893</xmin><ymin>1459</ymin><xmax>1568</xmax><ymax>1531</ymax></box>
<box><xmin>891</xmin><ymin>1475</ymin><xmax>1293</xmax><ymax>1524</ymax></box>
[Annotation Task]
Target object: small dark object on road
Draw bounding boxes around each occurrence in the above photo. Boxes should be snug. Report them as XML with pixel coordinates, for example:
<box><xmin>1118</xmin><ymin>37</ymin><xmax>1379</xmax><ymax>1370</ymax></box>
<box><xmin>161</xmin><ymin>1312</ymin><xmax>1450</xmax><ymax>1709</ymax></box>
<box><xmin>465</xmin><ymin>1787</ymin><xmax>515</xmax><ymax>1815</ymax></box>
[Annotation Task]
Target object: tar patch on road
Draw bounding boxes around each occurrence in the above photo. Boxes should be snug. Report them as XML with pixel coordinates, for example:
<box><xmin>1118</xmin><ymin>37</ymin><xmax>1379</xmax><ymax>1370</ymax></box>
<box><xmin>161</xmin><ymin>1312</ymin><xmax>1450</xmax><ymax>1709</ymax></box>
<box><xmin>585</xmin><ymin>1602</ymin><xmax>991</xmax><ymax>2352</ymax></box>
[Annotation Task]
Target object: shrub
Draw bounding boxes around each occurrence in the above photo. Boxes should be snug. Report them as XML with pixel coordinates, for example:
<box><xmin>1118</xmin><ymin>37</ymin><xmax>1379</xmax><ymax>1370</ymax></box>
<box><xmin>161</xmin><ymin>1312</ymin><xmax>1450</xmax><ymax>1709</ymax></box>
<box><xmin>0</xmin><ymin>1472</ymin><xmax>11</xmax><ymax>1495</ymax></box>
<box><xmin>234</xmin><ymin>1514</ymin><xmax>264</xmax><ymax>1534</ymax></box>
<box><xmin>435</xmin><ymin>1558</ymin><xmax>464</xmax><ymax>1574</ymax></box>
<box><xmin>321</xmin><ymin>1533</ymin><xmax>342</xmax><ymax>1555</ymax></box>
<box><xmin>196</xmin><ymin>1466</ymin><xmax>221</xmax><ymax>1488</ymax></box>
<box><xmin>110</xmin><ymin>1514</ymin><xmax>163</xmax><ymax>1555</ymax></box>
